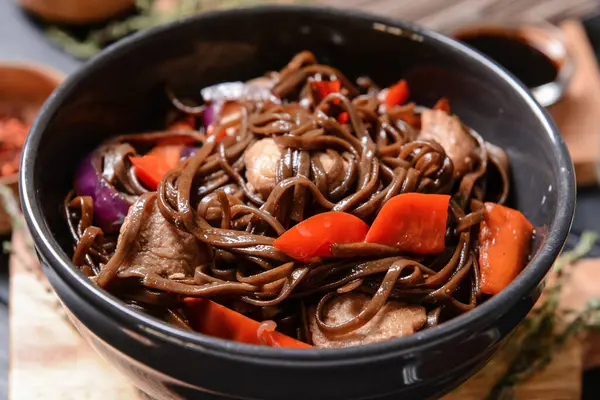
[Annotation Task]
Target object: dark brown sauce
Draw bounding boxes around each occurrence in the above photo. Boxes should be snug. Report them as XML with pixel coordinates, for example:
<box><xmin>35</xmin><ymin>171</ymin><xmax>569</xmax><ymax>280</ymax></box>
<box><xmin>456</xmin><ymin>31</ymin><xmax>559</xmax><ymax>88</ymax></box>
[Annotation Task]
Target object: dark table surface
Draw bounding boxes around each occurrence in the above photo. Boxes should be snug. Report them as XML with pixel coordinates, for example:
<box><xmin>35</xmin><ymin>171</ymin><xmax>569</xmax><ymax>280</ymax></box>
<box><xmin>1</xmin><ymin>0</ymin><xmax>600</xmax><ymax>398</ymax></box>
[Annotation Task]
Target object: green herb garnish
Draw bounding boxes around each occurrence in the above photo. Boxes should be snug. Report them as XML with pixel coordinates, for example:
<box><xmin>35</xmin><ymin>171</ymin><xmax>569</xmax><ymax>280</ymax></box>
<box><xmin>44</xmin><ymin>0</ymin><xmax>310</xmax><ymax>59</ymax></box>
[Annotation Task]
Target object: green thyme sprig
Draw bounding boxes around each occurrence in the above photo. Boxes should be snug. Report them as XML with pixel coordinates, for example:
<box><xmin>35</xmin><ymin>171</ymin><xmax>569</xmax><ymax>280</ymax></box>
<box><xmin>0</xmin><ymin>184</ymin><xmax>23</xmax><ymax>234</ymax></box>
<box><xmin>0</xmin><ymin>184</ymin><xmax>37</xmax><ymax>267</ymax></box>
<box><xmin>44</xmin><ymin>0</ymin><xmax>310</xmax><ymax>59</ymax></box>
<box><xmin>46</xmin><ymin>0</ymin><xmax>167</xmax><ymax>59</ymax></box>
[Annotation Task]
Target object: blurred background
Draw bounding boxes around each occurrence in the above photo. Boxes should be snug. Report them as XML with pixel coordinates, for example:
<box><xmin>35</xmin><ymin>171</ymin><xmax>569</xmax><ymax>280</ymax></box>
<box><xmin>3</xmin><ymin>0</ymin><xmax>600</xmax><ymax>399</ymax></box>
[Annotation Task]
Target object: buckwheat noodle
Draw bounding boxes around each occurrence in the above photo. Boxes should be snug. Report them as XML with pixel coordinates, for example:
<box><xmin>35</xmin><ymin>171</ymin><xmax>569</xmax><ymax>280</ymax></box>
<box><xmin>64</xmin><ymin>51</ymin><xmax>510</xmax><ymax>343</ymax></box>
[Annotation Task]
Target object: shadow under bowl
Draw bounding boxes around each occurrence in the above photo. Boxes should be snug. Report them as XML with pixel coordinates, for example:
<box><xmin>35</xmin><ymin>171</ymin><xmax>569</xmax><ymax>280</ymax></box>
<box><xmin>19</xmin><ymin>5</ymin><xmax>575</xmax><ymax>400</ymax></box>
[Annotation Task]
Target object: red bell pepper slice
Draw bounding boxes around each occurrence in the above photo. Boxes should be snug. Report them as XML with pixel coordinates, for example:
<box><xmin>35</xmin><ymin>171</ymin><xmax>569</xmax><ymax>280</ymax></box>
<box><xmin>337</xmin><ymin>112</ymin><xmax>349</xmax><ymax>124</ymax></box>
<box><xmin>366</xmin><ymin>193</ymin><xmax>450</xmax><ymax>254</ymax></box>
<box><xmin>433</xmin><ymin>97</ymin><xmax>450</xmax><ymax>113</ymax></box>
<box><xmin>384</xmin><ymin>80</ymin><xmax>410</xmax><ymax>108</ymax></box>
<box><xmin>273</xmin><ymin>211</ymin><xmax>369</xmax><ymax>262</ymax></box>
<box><xmin>308</xmin><ymin>78</ymin><xmax>347</xmax><ymax>123</ymax></box>
<box><xmin>168</xmin><ymin>114</ymin><xmax>196</xmax><ymax>131</ymax></box>
<box><xmin>130</xmin><ymin>144</ymin><xmax>183</xmax><ymax>191</ymax></box>
<box><xmin>310</xmin><ymin>79</ymin><xmax>341</xmax><ymax>104</ymax></box>
<box><xmin>479</xmin><ymin>202</ymin><xmax>534</xmax><ymax>295</ymax></box>
<box><xmin>184</xmin><ymin>298</ymin><xmax>311</xmax><ymax>348</ymax></box>
<box><xmin>146</xmin><ymin>145</ymin><xmax>183</xmax><ymax>169</ymax></box>
<box><xmin>130</xmin><ymin>155</ymin><xmax>173</xmax><ymax>191</ymax></box>
<box><xmin>206</xmin><ymin>125</ymin><xmax>229</xmax><ymax>142</ymax></box>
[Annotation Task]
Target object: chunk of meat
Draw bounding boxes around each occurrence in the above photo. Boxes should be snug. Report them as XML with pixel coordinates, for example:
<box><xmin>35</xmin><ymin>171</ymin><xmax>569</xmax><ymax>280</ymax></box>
<box><xmin>317</xmin><ymin>152</ymin><xmax>335</xmax><ymax>171</ymax></box>
<box><xmin>316</xmin><ymin>151</ymin><xmax>349</xmax><ymax>180</ymax></box>
<box><xmin>419</xmin><ymin>109</ymin><xmax>476</xmax><ymax>177</ymax></box>
<box><xmin>244</xmin><ymin>140</ymin><xmax>349</xmax><ymax>200</ymax></box>
<box><xmin>117</xmin><ymin>195</ymin><xmax>209</xmax><ymax>280</ymax></box>
<box><xmin>309</xmin><ymin>293</ymin><xmax>426</xmax><ymax>348</ymax></box>
<box><xmin>244</xmin><ymin>138</ymin><xmax>283</xmax><ymax>200</ymax></box>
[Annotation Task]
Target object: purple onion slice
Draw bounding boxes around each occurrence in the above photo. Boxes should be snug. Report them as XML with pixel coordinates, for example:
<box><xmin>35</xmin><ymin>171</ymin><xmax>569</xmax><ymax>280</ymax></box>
<box><xmin>74</xmin><ymin>154</ymin><xmax>131</xmax><ymax>233</ymax></box>
<box><xmin>180</xmin><ymin>146</ymin><xmax>198</xmax><ymax>160</ymax></box>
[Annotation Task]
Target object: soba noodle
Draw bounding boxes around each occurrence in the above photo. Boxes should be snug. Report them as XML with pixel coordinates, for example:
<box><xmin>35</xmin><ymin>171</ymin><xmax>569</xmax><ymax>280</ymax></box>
<box><xmin>64</xmin><ymin>51</ymin><xmax>517</xmax><ymax>347</ymax></box>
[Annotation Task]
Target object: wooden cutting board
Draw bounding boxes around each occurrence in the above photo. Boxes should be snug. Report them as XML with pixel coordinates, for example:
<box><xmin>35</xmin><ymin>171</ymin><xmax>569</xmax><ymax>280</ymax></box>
<box><xmin>9</xmin><ymin>225</ymin><xmax>139</xmax><ymax>400</ymax></box>
<box><xmin>443</xmin><ymin>259</ymin><xmax>600</xmax><ymax>400</ymax></box>
<box><xmin>8</xmin><ymin>221</ymin><xmax>596</xmax><ymax>400</ymax></box>
<box><xmin>443</xmin><ymin>341</ymin><xmax>582</xmax><ymax>400</ymax></box>
<box><xmin>549</xmin><ymin>20</ymin><xmax>600</xmax><ymax>187</ymax></box>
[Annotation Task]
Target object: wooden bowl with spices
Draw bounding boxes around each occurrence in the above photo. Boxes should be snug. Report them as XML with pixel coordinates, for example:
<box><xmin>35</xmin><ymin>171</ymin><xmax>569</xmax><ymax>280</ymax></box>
<box><xmin>0</xmin><ymin>62</ymin><xmax>64</xmax><ymax>233</ymax></box>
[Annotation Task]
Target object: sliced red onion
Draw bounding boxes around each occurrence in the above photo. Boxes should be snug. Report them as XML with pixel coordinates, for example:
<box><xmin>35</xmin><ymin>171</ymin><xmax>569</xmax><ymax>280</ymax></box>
<box><xmin>74</xmin><ymin>154</ymin><xmax>132</xmax><ymax>233</ymax></box>
<box><xmin>180</xmin><ymin>146</ymin><xmax>198</xmax><ymax>160</ymax></box>
<box><xmin>201</xmin><ymin>102</ymin><xmax>221</xmax><ymax>130</ymax></box>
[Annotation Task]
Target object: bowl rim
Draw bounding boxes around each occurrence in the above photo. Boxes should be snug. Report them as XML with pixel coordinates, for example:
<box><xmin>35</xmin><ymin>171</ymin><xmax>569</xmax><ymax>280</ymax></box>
<box><xmin>20</xmin><ymin>4</ymin><xmax>575</xmax><ymax>365</ymax></box>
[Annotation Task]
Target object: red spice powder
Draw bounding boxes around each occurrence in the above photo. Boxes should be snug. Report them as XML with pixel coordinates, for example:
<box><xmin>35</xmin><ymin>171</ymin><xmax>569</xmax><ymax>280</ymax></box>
<box><xmin>0</xmin><ymin>115</ymin><xmax>30</xmax><ymax>176</ymax></box>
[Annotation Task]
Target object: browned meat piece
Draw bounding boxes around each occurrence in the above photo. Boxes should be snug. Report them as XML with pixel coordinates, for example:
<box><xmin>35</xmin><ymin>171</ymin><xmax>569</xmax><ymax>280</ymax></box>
<box><xmin>244</xmin><ymin>139</ymin><xmax>349</xmax><ymax>200</ymax></box>
<box><xmin>316</xmin><ymin>152</ymin><xmax>348</xmax><ymax>175</ymax></box>
<box><xmin>419</xmin><ymin>109</ymin><xmax>476</xmax><ymax>177</ymax></box>
<box><xmin>309</xmin><ymin>293</ymin><xmax>427</xmax><ymax>348</ymax></box>
<box><xmin>117</xmin><ymin>195</ymin><xmax>209</xmax><ymax>280</ymax></box>
<box><xmin>244</xmin><ymin>138</ymin><xmax>283</xmax><ymax>200</ymax></box>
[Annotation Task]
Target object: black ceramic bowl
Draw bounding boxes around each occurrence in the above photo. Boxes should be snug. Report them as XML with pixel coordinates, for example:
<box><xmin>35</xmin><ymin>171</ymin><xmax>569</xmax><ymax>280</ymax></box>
<box><xmin>20</xmin><ymin>5</ymin><xmax>575</xmax><ymax>400</ymax></box>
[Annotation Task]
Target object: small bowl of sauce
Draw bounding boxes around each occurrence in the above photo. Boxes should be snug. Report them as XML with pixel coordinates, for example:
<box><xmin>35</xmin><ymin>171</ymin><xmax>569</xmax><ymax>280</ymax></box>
<box><xmin>453</xmin><ymin>21</ymin><xmax>573</xmax><ymax>107</ymax></box>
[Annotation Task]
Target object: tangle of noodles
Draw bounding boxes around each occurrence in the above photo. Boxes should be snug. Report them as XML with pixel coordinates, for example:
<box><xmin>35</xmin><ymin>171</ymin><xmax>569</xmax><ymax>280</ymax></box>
<box><xmin>64</xmin><ymin>51</ymin><xmax>516</xmax><ymax>346</ymax></box>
